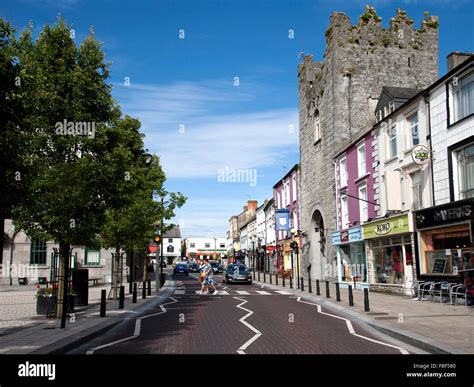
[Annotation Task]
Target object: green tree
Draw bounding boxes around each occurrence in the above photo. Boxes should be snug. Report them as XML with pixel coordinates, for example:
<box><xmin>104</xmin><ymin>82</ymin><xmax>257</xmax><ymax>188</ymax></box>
<box><xmin>12</xmin><ymin>19</ymin><xmax>120</xmax><ymax>318</ymax></box>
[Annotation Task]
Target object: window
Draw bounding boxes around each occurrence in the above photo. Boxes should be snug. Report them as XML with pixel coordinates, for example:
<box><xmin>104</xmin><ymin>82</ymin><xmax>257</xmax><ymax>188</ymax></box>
<box><xmin>389</xmin><ymin>101</ymin><xmax>395</xmax><ymax>113</ymax></box>
<box><xmin>220</xmin><ymin>243</ymin><xmax>225</xmax><ymax>248</ymax></box>
<box><xmin>408</xmin><ymin>114</ymin><xmax>419</xmax><ymax>147</ymax></box>
<box><xmin>376</xmin><ymin>110</ymin><xmax>383</xmax><ymax>122</ymax></box>
<box><xmin>30</xmin><ymin>240</ymin><xmax>47</xmax><ymax>265</ymax></box>
<box><xmin>453</xmin><ymin>72</ymin><xmax>474</xmax><ymax>122</ymax></box>
<box><xmin>341</xmin><ymin>195</ymin><xmax>349</xmax><ymax>229</ymax></box>
<box><xmin>291</xmin><ymin>174</ymin><xmax>297</xmax><ymax>203</ymax></box>
<box><xmin>388</xmin><ymin>124</ymin><xmax>397</xmax><ymax>158</ymax></box>
<box><xmin>358</xmin><ymin>185</ymin><xmax>368</xmax><ymax>222</ymax></box>
<box><xmin>357</xmin><ymin>142</ymin><xmax>366</xmax><ymax>177</ymax></box>
<box><xmin>457</xmin><ymin>143</ymin><xmax>474</xmax><ymax>199</ymax></box>
<box><xmin>410</xmin><ymin>171</ymin><xmax>423</xmax><ymax>210</ymax></box>
<box><xmin>168</xmin><ymin>238</ymin><xmax>173</xmax><ymax>243</ymax></box>
<box><xmin>85</xmin><ymin>248</ymin><xmax>100</xmax><ymax>266</ymax></box>
<box><xmin>339</xmin><ymin>158</ymin><xmax>347</xmax><ymax>187</ymax></box>
<box><xmin>313</xmin><ymin>112</ymin><xmax>321</xmax><ymax>143</ymax></box>
<box><xmin>205</xmin><ymin>243</ymin><xmax>211</xmax><ymax>248</ymax></box>
<box><xmin>190</xmin><ymin>243</ymin><xmax>195</xmax><ymax>248</ymax></box>
<box><xmin>167</xmin><ymin>245</ymin><xmax>174</xmax><ymax>253</ymax></box>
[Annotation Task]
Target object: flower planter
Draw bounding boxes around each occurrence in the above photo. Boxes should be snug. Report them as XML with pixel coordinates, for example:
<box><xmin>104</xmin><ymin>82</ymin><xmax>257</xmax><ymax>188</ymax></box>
<box><xmin>36</xmin><ymin>295</ymin><xmax>75</xmax><ymax>315</ymax></box>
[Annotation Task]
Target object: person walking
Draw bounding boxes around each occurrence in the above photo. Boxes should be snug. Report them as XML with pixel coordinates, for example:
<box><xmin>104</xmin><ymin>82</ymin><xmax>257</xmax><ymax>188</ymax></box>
<box><xmin>202</xmin><ymin>258</ymin><xmax>218</xmax><ymax>295</ymax></box>
<box><xmin>198</xmin><ymin>258</ymin><xmax>208</xmax><ymax>294</ymax></box>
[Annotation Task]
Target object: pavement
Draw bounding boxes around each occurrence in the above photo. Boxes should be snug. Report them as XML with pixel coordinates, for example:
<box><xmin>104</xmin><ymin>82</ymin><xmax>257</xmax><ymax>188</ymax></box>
<box><xmin>251</xmin><ymin>273</ymin><xmax>474</xmax><ymax>354</ymax></box>
<box><xmin>0</xmin><ymin>276</ymin><xmax>174</xmax><ymax>354</ymax></box>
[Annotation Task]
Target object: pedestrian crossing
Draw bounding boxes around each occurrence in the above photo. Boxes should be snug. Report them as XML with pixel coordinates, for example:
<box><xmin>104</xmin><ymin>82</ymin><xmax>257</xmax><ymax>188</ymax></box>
<box><xmin>172</xmin><ymin>289</ymin><xmax>295</xmax><ymax>296</ymax></box>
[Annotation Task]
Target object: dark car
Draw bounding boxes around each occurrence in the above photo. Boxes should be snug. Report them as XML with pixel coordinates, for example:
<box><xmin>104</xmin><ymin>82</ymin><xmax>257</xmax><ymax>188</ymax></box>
<box><xmin>210</xmin><ymin>261</ymin><xmax>222</xmax><ymax>274</ymax></box>
<box><xmin>187</xmin><ymin>262</ymin><xmax>200</xmax><ymax>272</ymax></box>
<box><xmin>173</xmin><ymin>262</ymin><xmax>189</xmax><ymax>276</ymax></box>
<box><xmin>223</xmin><ymin>264</ymin><xmax>252</xmax><ymax>284</ymax></box>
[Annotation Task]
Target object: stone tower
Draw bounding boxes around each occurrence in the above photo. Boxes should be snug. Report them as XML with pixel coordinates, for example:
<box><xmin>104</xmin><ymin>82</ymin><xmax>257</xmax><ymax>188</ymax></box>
<box><xmin>298</xmin><ymin>6</ymin><xmax>439</xmax><ymax>281</ymax></box>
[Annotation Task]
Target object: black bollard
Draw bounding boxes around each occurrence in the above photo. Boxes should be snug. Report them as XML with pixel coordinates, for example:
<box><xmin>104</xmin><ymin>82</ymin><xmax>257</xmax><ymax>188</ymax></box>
<box><xmin>282</xmin><ymin>275</ymin><xmax>286</xmax><ymax>287</ymax></box>
<box><xmin>308</xmin><ymin>278</ymin><xmax>312</xmax><ymax>293</ymax></box>
<box><xmin>348</xmin><ymin>285</ymin><xmax>354</xmax><ymax>306</ymax></box>
<box><xmin>316</xmin><ymin>279</ymin><xmax>321</xmax><ymax>296</ymax></box>
<box><xmin>119</xmin><ymin>286</ymin><xmax>125</xmax><ymax>309</ymax></box>
<box><xmin>353</xmin><ymin>276</ymin><xmax>357</xmax><ymax>290</ymax></box>
<box><xmin>364</xmin><ymin>288</ymin><xmax>370</xmax><ymax>312</ymax></box>
<box><xmin>269</xmin><ymin>273</ymin><xmax>272</xmax><ymax>284</ymax></box>
<box><xmin>142</xmin><ymin>281</ymin><xmax>146</xmax><ymax>299</ymax></box>
<box><xmin>258</xmin><ymin>271</ymin><xmax>260</xmax><ymax>282</ymax></box>
<box><xmin>263</xmin><ymin>271</ymin><xmax>266</xmax><ymax>283</ymax></box>
<box><xmin>100</xmin><ymin>289</ymin><xmax>106</xmax><ymax>317</ymax></box>
<box><xmin>325</xmin><ymin>281</ymin><xmax>330</xmax><ymax>298</ymax></box>
<box><xmin>336</xmin><ymin>283</ymin><xmax>341</xmax><ymax>302</ymax></box>
<box><xmin>275</xmin><ymin>274</ymin><xmax>278</xmax><ymax>286</ymax></box>
<box><xmin>300</xmin><ymin>277</ymin><xmax>304</xmax><ymax>292</ymax></box>
<box><xmin>147</xmin><ymin>280</ymin><xmax>151</xmax><ymax>296</ymax></box>
<box><xmin>133</xmin><ymin>283</ymin><xmax>137</xmax><ymax>303</ymax></box>
<box><xmin>129</xmin><ymin>280</ymin><xmax>133</xmax><ymax>295</ymax></box>
<box><xmin>289</xmin><ymin>275</ymin><xmax>293</xmax><ymax>289</ymax></box>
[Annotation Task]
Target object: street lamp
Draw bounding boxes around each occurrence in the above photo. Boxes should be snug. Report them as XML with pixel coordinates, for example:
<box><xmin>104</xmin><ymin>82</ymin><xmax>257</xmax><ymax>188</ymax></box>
<box><xmin>291</xmin><ymin>229</ymin><xmax>300</xmax><ymax>289</ymax></box>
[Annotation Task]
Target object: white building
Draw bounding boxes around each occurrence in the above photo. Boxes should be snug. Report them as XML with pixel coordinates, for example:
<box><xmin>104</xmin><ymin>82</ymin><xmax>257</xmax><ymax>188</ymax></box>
<box><xmin>184</xmin><ymin>237</ymin><xmax>227</xmax><ymax>261</ymax></box>
<box><xmin>256</xmin><ymin>203</ymin><xmax>266</xmax><ymax>246</ymax></box>
<box><xmin>162</xmin><ymin>226</ymin><xmax>182</xmax><ymax>264</ymax></box>
<box><xmin>413</xmin><ymin>53</ymin><xmax>474</xmax><ymax>283</ymax></box>
<box><xmin>264</xmin><ymin>198</ymin><xmax>276</xmax><ymax>247</ymax></box>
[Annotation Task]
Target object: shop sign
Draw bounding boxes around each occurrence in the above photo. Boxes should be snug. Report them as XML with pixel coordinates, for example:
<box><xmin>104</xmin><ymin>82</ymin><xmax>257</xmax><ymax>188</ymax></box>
<box><xmin>362</xmin><ymin>215</ymin><xmax>409</xmax><ymax>239</ymax></box>
<box><xmin>411</xmin><ymin>145</ymin><xmax>431</xmax><ymax>165</ymax></box>
<box><xmin>331</xmin><ymin>227</ymin><xmax>363</xmax><ymax>245</ymax></box>
<box><xmin>276</xmin><ymin>209</ymin><xmax>290</xmax><ymax>231</ymax></box>
<box><xmin>414</xmin><ymin>199</ymin><xmax>474</xmax><ymax>229</ymax></box>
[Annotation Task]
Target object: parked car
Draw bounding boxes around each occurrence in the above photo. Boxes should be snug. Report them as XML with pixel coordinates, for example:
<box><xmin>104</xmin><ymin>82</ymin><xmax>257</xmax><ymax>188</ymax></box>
<box><xmin>223</xmin><ymin>264</ymin><xmax>252</xmax><ymax>284</ymax></box>
<box><xmin>187</xmin><ymin>262</ymin><xmax>200</xmax><ymax>272</ymax></box>
<box><xmin>173</xmin><ymin>262</ymin><xmax>189</xmax><ymax>276</ymax></box>
<box><xmin>210</xmin><ymin>261</ymin><xmax>222</xmax><ymax>274</ymax></box>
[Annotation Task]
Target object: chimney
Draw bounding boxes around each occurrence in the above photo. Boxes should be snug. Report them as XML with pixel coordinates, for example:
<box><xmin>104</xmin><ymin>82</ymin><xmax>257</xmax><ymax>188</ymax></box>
<box><xmin>247</xmin><ymin>200</ymin><xmax>258</xmax><ymax>212</ymax></box>
<box><xmin>447</xmin><ymin>51</ymin><xmax>473</xmax><ymax>71</ymax></box>
<box><xmin>243</xmin><ymin>206</ymin><xmax>248</xmax><ymax>212</ymax></box>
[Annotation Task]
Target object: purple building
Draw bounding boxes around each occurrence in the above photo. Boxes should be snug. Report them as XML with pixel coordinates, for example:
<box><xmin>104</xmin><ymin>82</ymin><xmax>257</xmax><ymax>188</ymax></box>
<box><xmin>273</xmin><ymin>164</ymin><xmax>301</xmax><ymax>274</ymax></box>
<box><xmin>332</xmin><ymin>133</ymin><xmax>377</xmax><ymax>287</ymax></box>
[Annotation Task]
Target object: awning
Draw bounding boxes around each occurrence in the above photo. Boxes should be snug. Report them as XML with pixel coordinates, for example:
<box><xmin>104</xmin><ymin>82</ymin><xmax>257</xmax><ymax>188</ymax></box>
<box><xmin>149</xmin><ymin>246</ymin><xmax>158</xmax><ymax>253</ymax></box>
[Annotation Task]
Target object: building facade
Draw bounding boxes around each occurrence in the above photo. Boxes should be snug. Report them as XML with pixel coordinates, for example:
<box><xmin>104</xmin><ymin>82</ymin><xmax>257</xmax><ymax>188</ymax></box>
<box><xmin>184</xmin><ymin>237</ymin><xmax>227</xmax><ymax>261</ymax></box>
<box><xmin>298</xmin><ymin>6</ymin><xmax>439</xmax><ymax>283</ymax></box>
<box><xmin>414</xmin><ymin>54</ymin><xmax>474</xmax><ymax>285</ymax></box>
<box><xmin>264</xmin><ymin>198</ymin><xmax>277</xmax><ymax>273</ymax></box>
<box><xmin>274</xmin><ymin>164</ymin><xmax>301</xmax><ymax>274</ymax></box>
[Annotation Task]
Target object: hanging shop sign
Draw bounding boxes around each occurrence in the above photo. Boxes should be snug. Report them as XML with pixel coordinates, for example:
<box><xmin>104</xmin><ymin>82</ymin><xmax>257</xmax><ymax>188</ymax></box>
<box><xmin>276</xmin><ymin>209</ymin><xmax>291</xmax><ymax>231</ymax></box>
<box><xmin>414</xmin><ymin>198</ymin><xmax>474</xmax><ymax>229</ymax></box>
<box><xmin>362</xmin><ymin>215</ymin><xmax>409</xmax><ymax>239</ymax></box>
<box><xmin>411</xmin><ymin>144</ymin><xmax>431</xmax><ymax>165</ymax></box>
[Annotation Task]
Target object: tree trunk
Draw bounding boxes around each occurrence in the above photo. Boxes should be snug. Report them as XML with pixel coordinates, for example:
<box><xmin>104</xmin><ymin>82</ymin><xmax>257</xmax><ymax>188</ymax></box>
<box><xmin>56</xmin><ymin>242</ymin><xmax>70</xmax><ymax>319</ymax></box>
<box><xmin>111</xmin><ymin>245</ymin><xmax>120</xmax><ymax>299</ymax></box>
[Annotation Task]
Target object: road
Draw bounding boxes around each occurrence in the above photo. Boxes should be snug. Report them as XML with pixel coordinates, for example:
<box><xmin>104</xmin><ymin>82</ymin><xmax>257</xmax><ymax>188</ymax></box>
<box><xmin>68</xmin><ymin>268</ymin><xmax>410</xmax><ymax>354</ymax></box>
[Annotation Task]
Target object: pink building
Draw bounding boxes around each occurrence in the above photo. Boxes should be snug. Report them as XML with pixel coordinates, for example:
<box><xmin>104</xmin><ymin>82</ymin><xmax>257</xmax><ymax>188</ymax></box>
<box><xmin>332</xmin><ymin>132</ymin><xmax>377</xmax><ymax>287</ymax></box>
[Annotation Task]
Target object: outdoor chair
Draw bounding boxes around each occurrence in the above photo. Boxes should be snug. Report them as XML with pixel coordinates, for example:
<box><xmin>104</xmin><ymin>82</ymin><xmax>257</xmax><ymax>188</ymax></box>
<box><xmin>450</xmin><ymin>284</ymin><xmax>467</xmax><ymax>306</ymax></box>
<box><xmin>418</xmin><ymin>281</ymin><xmax>434</xmax><ymax>301</ymax></box>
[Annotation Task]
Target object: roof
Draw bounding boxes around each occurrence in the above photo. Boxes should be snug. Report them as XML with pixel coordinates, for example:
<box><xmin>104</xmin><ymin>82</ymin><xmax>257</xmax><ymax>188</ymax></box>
<box><xmin>272</xmin><ymin>164</ymin><xmax>299</xmax><ymax>189</ymax></box>
<box><xmin>163</xmin><ymin>226</ymin><xmax>181</xmax><ymax>239</ymax></box>
<box><xmin>239</xmin><ymin>214</ymin><xmax>256</xmax><ymax>230</ymax></box>
<box><xmin>263</xmin><ymin>197</ymin><xmax>275</xmax><ymax>211</ymax></box>
<box><xmin>374</xmin><ymin>86</ymin><xmax>418</xmax><ymax>113</ymax></box>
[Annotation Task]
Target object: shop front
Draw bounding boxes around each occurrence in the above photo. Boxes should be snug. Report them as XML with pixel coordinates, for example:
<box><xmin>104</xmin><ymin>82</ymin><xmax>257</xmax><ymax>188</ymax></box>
<box><xmin>362</xmin><ymin>214</ymin><xmax>415</xmax><ymax>294</ymax></box>
<box><xmin>331</xmin><ymin>227</ymin><xmax>368</xmax><ymax>289</ymax></box>
<box><xmin>414</xmin><ymin>198</ymin><xmax>474</xmax><ymax>283</ymax></box>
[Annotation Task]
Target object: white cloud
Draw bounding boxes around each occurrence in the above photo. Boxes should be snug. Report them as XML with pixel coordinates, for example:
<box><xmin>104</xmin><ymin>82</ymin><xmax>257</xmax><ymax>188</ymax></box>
<box><xmin>114</xmin><ymin>80</ymin><xmax>298</xmax><ymax>179</ymax></box>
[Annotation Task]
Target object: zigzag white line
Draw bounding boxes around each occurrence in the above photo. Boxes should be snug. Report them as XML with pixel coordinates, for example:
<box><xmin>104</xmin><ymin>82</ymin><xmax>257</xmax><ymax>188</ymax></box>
<box><xmin>296</xmin><ymin>297</ymin><xmax>409</xmax><ymax>354</ymax></box>
<box><xmin>233</xmin><ymin>297</ymin><xmax>262</xmax><ymax>354</ymax></box>
<box><xmin>86</xmin><ymin>297</ymin><xmax>178</xmax><ymax>354</ymax></box>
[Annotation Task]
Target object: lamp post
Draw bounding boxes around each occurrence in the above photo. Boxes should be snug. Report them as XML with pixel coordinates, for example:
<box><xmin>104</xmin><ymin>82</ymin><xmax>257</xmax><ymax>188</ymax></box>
<box><xmin>291</xmin><ymin>229</ymin><xmax>300</xmax><ymax>289</ymax></box>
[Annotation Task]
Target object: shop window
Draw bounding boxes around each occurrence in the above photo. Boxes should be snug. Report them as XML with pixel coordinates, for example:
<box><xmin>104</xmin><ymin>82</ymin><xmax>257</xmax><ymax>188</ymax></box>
<box><xmin>339</xmin><ymin>243</ymin><xmax>367</xmax><ymax>282</ymax></box>
<box><xmin>419</xmin><ymin>225</ymin><xmax>473</xmax><ymax>275</ymax></box>
<box><xmin>30</xmin><ymin>240</ymin><xmax>47</xmax><ymax>265</ymax></box>
<box><xmin>373</xmin><ymin>245</ymin><xmax>404</xmax><ymax>284</ymax></box>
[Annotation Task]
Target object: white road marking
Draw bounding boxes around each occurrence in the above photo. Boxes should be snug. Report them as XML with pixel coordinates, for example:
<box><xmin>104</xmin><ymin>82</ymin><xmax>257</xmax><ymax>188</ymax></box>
<box><xmin>217</xmin><ymin>290</ymin><xmax>229</xmax><ymax>295</ymax></box>
<box><xmin>275</xmin><ymin>290</ymin><xmax>292</xmax><ymax>295</ymax></box>
<box><xmin>174</xmin><ymin>290</ymin><xmax>185</xmax><ymax>295</ymax></box>
<box><xmin>255</xmin><ymin>291</ymin><xmax>271</xmax><ymax>295</ymax></box>
<box><xmin>86</xmin><ymin>297</ymin><xmax>178</xmax><ymax>355</ymax></box>
<box><xmin>236</xmin><ymin>291</ymin><xmax>250</xmax><ymax>295</ymax></box>
<box><xmin>233</xmin><ymin>297</ymin><xmax>262</xmax><ymax>354</ymax></box>
<box><xmin>296</xmin><ymin>297</ymin><xmax>409</xmax><ymax>355</ymax></box>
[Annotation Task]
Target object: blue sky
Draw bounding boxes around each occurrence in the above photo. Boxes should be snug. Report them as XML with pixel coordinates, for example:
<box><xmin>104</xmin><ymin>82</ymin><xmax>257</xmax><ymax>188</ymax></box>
<box><xmin>2</xmin><ymin>0</ymin><xmax>473</xmax><ymax>238</ymax></box>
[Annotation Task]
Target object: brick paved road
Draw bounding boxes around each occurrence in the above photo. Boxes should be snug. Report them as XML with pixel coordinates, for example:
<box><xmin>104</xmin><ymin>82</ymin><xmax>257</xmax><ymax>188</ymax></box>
<box><xmin>68</xmin><ymin>272</ymin><xmax>407</xmax><ymax>354</ymax></box>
